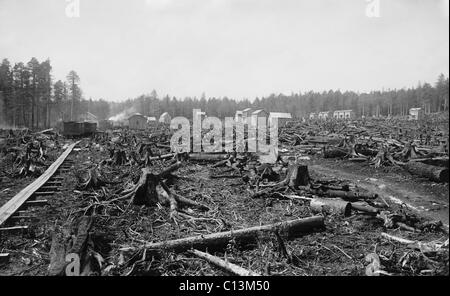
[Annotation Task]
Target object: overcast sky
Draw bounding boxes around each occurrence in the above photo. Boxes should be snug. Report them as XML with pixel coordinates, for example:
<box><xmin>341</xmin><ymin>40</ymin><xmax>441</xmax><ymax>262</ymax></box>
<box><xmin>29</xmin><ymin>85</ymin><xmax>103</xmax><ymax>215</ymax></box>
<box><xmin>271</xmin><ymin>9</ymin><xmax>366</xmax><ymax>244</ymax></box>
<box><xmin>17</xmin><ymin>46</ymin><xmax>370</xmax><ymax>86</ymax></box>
<box><xmin>0</xmin><ymin>0</ymin><xmax>448</xmax><ymax>101</ymax></box>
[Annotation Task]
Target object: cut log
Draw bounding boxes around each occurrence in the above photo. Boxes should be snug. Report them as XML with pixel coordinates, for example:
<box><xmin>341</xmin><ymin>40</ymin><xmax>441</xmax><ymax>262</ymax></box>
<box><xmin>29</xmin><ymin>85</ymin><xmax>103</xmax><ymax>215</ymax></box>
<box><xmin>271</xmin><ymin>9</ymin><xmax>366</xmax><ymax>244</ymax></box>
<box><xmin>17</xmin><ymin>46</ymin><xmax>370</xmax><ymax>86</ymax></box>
<box><xmin>158</xmin><ymin>161</ymin><xmax>182</xmax><ymax>179</ymax></box>
<box><xmin>351</xmin><ymin>202</ymin><xmax>379</xmax><ymax>215</ymax></box>
<box><xmin>312</xmin><ymin>189</ymin><xmax>378</xmax><ymax>201</ymax></box>
<box><xmin>310</xmin><ymin>198</ymin><xmax>352</xmax><ymax>217</ymax></box>
<box><xmin>381</xmin><ymin>232</ymin><xmax>448</xmax><ymax>254</ymax></box>
<box><xmin>323</xmin><ymin>147</ymin><xmax>348</xmax><ymax>158</ymax></box>
<box><xmin>148</xmin><ymin>153</ymin><xmax>175</xmax><ymax>161</ymax></box>
<box><xmin>400</xmin><ymin>161</ymin><xmax>449</xmax><ymax>183</ymax></box>
<box><xmin>188</xmin><ymin>153</ymin><xmax>229</xmax><ymax>162</ymax></box>
<box><xmin>0</xmin><ymin>225</ymin><xmax>29</xmax><ymax>233</ymax></box>
<box><xmin>120</xmin><ymin>216</ymin><xmax>325</xmax><ymax>253</ymax></box>
<box><xmin>188</xmin><ymin>249</ymin><xmax>261</xmax><ymax>276</ymax></box>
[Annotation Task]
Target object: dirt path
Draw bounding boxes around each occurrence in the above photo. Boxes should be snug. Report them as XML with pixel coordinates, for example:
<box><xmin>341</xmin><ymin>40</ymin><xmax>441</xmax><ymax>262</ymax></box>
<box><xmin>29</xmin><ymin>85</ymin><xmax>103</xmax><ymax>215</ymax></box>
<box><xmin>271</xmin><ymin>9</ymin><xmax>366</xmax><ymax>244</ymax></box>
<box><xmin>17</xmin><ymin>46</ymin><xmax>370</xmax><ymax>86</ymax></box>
<box><xmin>310</xmin><ymin>164</ymin><xmax>449</xmax><ymax>228</ymax></box>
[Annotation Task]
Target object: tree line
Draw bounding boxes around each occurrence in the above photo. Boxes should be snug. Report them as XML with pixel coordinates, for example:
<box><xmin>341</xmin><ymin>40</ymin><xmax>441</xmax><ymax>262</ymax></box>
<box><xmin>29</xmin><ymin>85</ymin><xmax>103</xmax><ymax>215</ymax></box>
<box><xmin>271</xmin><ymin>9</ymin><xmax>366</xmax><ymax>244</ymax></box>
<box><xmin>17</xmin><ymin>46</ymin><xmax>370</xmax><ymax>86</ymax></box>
<box><xmin>113</xmin><ymin>74</ymin><xmax>448</xmax><ymax>120</ymax></box>
<box><xmin>0</xmin><ymin>57</ymin><xmax>110</xmax><ymax>129</ymax></box>
<box><xmin>1</xmin><ymin>56</ymin><xmax>448</xmax><ymax>128</ymax></box>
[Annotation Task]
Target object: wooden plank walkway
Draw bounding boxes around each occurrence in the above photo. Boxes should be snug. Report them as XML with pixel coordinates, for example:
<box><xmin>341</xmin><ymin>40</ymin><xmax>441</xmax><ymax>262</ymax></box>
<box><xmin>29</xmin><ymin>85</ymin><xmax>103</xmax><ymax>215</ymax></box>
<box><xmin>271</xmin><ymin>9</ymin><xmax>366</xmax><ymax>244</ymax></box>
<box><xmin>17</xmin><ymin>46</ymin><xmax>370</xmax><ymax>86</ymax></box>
<box><xmin>0</xmin><ymin>141</ymin><xmax>80</xmax><ymax>226</ymax></box>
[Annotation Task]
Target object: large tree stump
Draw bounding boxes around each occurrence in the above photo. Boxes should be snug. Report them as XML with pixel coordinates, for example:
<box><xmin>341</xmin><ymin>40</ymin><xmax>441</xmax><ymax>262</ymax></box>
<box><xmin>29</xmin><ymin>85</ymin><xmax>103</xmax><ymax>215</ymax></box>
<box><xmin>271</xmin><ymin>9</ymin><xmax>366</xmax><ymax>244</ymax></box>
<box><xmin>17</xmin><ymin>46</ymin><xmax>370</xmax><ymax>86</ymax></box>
<box><xmin>116</xmin><ymin>162</ymin><xmax>209</xmax><ymax>215</ymax></box>
<box><xmin>287</xmin><ymin>164</ymin><xmax>310</xmax><ymax>187</ymax></box>
<box><xmin>252</xmin><ymin>164</ymin><xmax>311</xmax><ymax>198</ymax></box>
<box><xmin>77</xmin><ymin>167</ymin><xmax>106</xmax><ymax>190</ymax></box>
<box><xmin>131</xmin><ymin>168</ymin><xmax>160</xmax><ymax>206</ymax></box>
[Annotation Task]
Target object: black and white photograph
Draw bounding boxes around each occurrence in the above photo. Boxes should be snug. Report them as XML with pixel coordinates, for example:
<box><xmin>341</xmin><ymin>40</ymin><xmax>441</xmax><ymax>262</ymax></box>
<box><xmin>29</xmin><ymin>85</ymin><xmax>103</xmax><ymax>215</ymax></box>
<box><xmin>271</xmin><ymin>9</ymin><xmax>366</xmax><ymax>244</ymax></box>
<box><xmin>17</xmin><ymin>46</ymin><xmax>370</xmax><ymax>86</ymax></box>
<box><xmin>0</xmin><ymin>0</ymin><xmax>448</xmax><ymax>283</ymax></box>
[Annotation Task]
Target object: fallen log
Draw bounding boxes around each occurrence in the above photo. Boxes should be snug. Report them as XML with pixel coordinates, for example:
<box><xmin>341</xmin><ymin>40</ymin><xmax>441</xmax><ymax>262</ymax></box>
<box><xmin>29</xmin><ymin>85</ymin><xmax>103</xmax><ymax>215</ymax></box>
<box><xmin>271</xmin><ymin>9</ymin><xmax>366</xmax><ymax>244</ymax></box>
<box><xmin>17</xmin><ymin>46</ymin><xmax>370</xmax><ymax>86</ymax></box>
<box><xmin>381</xmin><ymin>232</ymin><xmax>448</xmax><ymax>254</ymax></box>
<box><xmin>188</xmin><ymin>249</ymin><xmax>261</xmax><ymax>276</ymax></box>
<box><xmin>148</xmin><ymin>153</ymin><xmax>175</xmax><ymax>161</ymax></box>
<box><xmin>310</xmin><ymin>198</ymin><xmax>352</xmax><ymax>217</ymax></box>
<box><xmin>323</xmin><ymin>147</ymin><xmax>348</xmax><ymax>158</ymax></box>
<box><xmin>400</xmin><ymin>161</ymin><xmax>449</xmax><ymax>183</ymax></box>
<box><xmin>120</xmin><ymin>216</ymin><xmax>325</xmax><ymax>253</ymax></box>
<box><xmin>188</xmin><ymin>153</ymin><xmax>229</xmax><ymax>162</ymax></box>
<box><xmin>312</xmin><ymin>189</ymin><xmax>378</xmax><ymax>201</ymax></box>
<box><xmin>351</xmin><ymin>202</ymin><xmax>379</xmax><ymax>215</ymax></box>
<box><xmin>409</xmin><ymin>157</ymin><xmax>449</xmax><ymax>168</ymax></box>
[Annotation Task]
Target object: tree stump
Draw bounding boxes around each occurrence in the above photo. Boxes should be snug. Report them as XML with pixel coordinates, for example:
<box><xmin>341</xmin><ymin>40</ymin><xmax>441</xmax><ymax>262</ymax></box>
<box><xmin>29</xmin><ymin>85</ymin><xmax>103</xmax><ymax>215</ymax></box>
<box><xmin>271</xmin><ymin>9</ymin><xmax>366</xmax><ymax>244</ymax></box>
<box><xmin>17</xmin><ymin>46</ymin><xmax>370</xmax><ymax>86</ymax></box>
<box><xmin>287</xmin><ymin>164</ymin><xmax>310</xmax><ymax>187</ymax></box>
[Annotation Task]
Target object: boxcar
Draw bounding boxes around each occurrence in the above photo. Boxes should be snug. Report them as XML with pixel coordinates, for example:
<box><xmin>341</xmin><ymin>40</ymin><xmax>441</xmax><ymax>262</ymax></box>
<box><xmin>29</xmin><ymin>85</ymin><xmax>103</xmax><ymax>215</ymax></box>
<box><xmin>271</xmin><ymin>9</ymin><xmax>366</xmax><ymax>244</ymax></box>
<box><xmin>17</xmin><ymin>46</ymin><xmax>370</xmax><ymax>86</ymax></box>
<box><xmin>62</xmin><ymin>121</ymin><xmax>97</xmax><ymax>137</ymax></box>
<box><xmin>62</xmin><ymin>121</ymin><xmax>84</xmax><ymax>137</ymax></box>
<box><xmin>83</xmin><ymin>122</ymin><xmax>97</xmax><ymax>135</ymax></box>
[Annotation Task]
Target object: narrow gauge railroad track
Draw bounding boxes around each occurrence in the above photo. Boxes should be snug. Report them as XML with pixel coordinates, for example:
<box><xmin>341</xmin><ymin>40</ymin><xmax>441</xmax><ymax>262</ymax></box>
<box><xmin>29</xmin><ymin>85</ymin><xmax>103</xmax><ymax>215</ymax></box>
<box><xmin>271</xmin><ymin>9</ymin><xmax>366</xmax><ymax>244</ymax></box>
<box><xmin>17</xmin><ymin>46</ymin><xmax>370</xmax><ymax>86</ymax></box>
<box><xmin>0</xmin><ymin>141</ymin><xmax>81</xmax><ymax>262</ymax></box>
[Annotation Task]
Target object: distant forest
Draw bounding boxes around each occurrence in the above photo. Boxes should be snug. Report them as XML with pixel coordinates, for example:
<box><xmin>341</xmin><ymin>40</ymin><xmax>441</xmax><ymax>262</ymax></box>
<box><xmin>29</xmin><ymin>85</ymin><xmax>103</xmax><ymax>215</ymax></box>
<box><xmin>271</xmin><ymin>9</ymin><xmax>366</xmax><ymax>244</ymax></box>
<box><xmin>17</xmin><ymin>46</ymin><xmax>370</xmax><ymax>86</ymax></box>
<box><xmin>1</xmin><ymin>57</ymin><xmax>448</xmax><ymax>129</ymax></box>
<box><xmin>113</xmin><ymin>75</ymin><xmax>449</xmax><ymax>120</ymax></box>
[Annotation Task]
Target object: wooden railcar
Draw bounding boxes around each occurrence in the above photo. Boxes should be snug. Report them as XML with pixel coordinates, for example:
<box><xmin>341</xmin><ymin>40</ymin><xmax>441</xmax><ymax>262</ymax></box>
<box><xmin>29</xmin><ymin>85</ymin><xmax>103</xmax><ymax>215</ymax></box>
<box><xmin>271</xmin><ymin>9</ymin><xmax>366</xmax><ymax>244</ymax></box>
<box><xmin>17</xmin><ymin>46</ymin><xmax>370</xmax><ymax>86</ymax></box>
<box><xmin>62</xmin><ymin>121</ymin><xmax>97</xmax><ymax>137</ymax></box>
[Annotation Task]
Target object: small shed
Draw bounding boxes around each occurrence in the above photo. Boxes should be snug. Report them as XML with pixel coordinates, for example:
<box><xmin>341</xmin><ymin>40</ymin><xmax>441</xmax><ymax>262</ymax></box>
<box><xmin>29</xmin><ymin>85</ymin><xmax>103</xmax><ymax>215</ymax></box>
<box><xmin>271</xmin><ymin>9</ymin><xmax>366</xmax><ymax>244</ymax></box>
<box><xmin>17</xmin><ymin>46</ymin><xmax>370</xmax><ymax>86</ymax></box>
<box><xmin>159</xmin><ymin>112</ymin><xmax>172</xmax><ymax>124</ymax></box>
<box><xmin>409</xmin><ymin>108</ymin><xmax>423</xmax><ymax>121</ymax></box>
<box><xmin>250</xmin><ymin>109</ymin><xmax>269</xmax><ymax>126</ymax></box>
<box><xmin>128</xmin><ymin>113</ymin><xmax>147</xmax><ymax>130</ymax></box>
<box><xmin>268</xmin><ymin>112</ymin><xmax>292</xmax><ymax>127</ymax></box>
<box><xmin>242</xmin><ymin>108</ymin><xmax>252</xmax><ymax>125</ymax></box>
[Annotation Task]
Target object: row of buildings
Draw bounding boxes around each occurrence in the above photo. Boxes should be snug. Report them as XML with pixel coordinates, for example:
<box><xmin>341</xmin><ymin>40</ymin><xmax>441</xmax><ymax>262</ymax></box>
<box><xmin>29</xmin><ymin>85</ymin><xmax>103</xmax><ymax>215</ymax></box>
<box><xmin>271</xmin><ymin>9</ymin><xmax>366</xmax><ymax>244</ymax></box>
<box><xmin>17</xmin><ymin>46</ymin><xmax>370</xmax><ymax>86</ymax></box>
<box><xmin>309</xmin><ymin>110</ymin><xmax>355</xmax><ymax>120</ymax></box>
<box><xmin>235</xmin><ymin>108</ymin><xmax>292</xmax><ymax>126</ymax></box>
<box><xmin>309</xmin><ymin>108</ymin><xmax>424</xmax><ymax>121</ymax></box>
<box><xmin>124</xmin><ymin>109</ymin><xmax>292</xmax><ymax>130</ymax></box>
<box><xmin>80</xmin><ymin>107</ymin><xmax>426</xmax><ymax>131</ymax></box>
<box><xmin>126</xmin><ymin>112</ymin><xmax>171</xmax><ymax>129</ymax></box>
